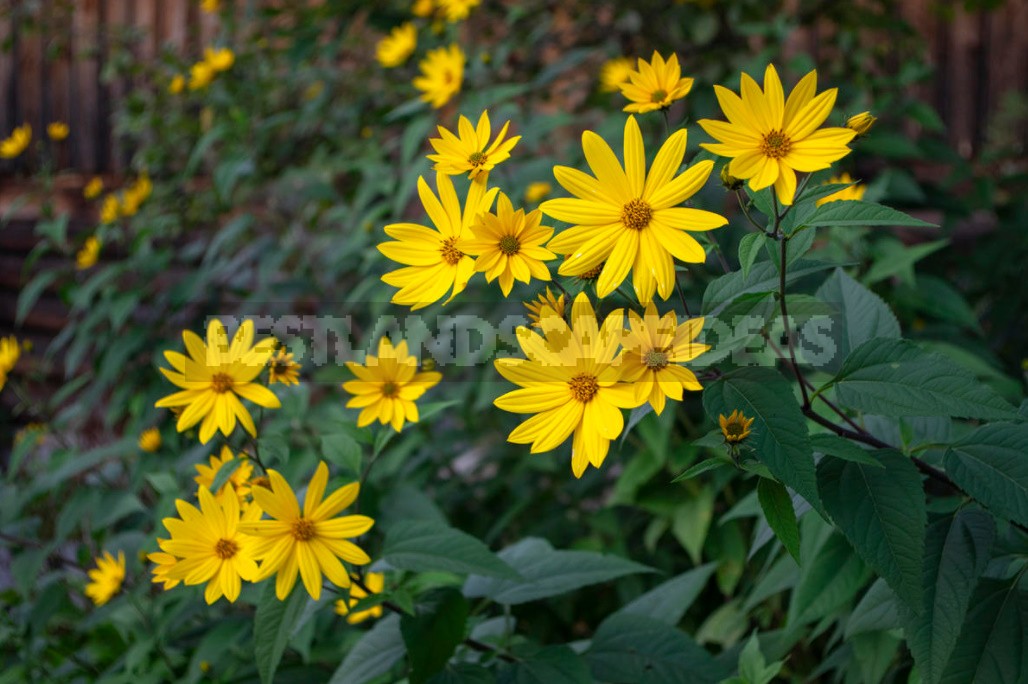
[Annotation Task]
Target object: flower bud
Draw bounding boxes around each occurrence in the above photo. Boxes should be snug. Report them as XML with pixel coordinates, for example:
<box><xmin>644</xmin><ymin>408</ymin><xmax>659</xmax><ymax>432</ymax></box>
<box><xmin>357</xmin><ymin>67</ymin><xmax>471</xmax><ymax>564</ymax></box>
<box><xmin>846</xmin><ymin>111</ymin><xmax>876</xmax><ymax>137</ymax></box>
<box><xmin>720</xmin><ymin>165</ymin><xmax>743</xmax><ymax>191</ymax></box>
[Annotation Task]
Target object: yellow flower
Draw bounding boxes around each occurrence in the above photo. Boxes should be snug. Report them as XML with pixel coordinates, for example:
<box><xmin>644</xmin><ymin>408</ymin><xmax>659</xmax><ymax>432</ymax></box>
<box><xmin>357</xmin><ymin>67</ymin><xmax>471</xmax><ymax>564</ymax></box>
<box><xmin>76</xmin><ymin>236</ymin><xmax>101</xmax><ymax>270</ymax></box>
<box><xmin>99</xmin><ymin>194</ymin><xmax>120</xmax><ymax>223</ymax></box>
<box><xmin>524</xmin><ymin>287</ymin><xmax>565</xmax><ymax>328</ymax></box>
<box><xmin>438</xmin><ymin>0</ymin><xmax>480</xmax><ymax>22</ymax></box>
<box><xmin>83</xmin><ymin>176</ymin><xmax>104</xmax><ymax>199</ymax></box>
<box><xmin>46</xmin><ymin>122</ymin><xmax>69</xmax><ymax>141</ymax></box>
<box><xmin>412</xmin><ymin>0</ymin><xmax>435</xmax><ymax>17</ymax></box>
<box><xmin>189</xmin><ymin>60</ymin><xmax>216</xmax><ymax>90</ymax></box>
<box><xmin>377</xmin><ymin>23</ymin><xmax>417</xmax><ymax>68</ymax></box>
<box><xmin>169</xmin><ymin>74</ymin><xmax>185</xmax><ymax>94</ymax></box>
<box><xmin>147</xmin><ymin>545</ymin><xmax>181</xmax><ymax>590</ymax></box>
<box><xmin>719</xmin><ymin>409</ymin><xmax>754</xmax><ymax>444</ymax></box>
<box><xmin>427</xmin><ymin>110</ymin><xmax>521</xmax><ymax>179</ymax></box>
<box><xmin>599</xmin><ymin>56</ymin><xmax>635</xmax><ymax>93</ymax></box>
<box><xmin>0</xmin><ymin>336</ymin><xmax>21</xmax><ymax>375</ymax></box>
<box><xmin>343</xmin><ymin>337</ymin><xmax>442</xmax><ymax>431</ymax></box>
<box><xmin>138</xmin><ymin>427</ymin><xmax>162</xmax><ymax>452</ymax></box>
<box><xmin>413</xmin><ymin>44</ymin><xmax>465</xmax><ymax>109</ymax></box>
<box><xmin>204</xmin><ymin>47</ymin><xmax>235</xmax><ymax>73</ymax></box>
<box><xmin>816</xmin><ymin>172</ymin><xmax>866</xmax><ymax>206</ymax></box>
<box><xmin>155</xmin><ymin>319</ymin><xmax>281</xmax><ymax>444</ymax></box>
<box><xmin>0</xmin><ymin>123</ymin><xmax>31</xmax><ymax>158</ymax></box>
<box><xmin>268</xmin><ymin>347</ymin><xmax>301</xmax><ymax>385</ymax></box>
<box><xmin>201</xmin><ymin>0</ymin><xmax>219</xmax><ymax>13</ymax></box>
<box><xmin>335</xmin><ymin>572</ymin><xmax>386</xmax><ymax>624</ymax></box>
<box><xmin>494</xmin><ymin>292</ymin><xmax>645</xmax><ymax>478</ymax></box>
<box><xmin>379</xmin><ymin>172</ymin><xmax>498</xmax><ymax>309</ymax></box>
<box><xmin>698</xmin><ymin>64</ymin><xmax>856</xmax><ymax>206</ymax></box>
<box><xmin>120</xmin><ymin>174</ymin><xmax>152</xmax><ymax>216</ymax></box>
<box><xmin>542</xmin><ymin>115</ymin><xmax>727</xmax><ymax>304</ymax></box>
<box><xmin>621</xmin><ymin>304</ymin><xmax>708</xmax><ymax>415</ymax></box>
<box><xmin>194</xmin><ymin>445</ymin><xmax>254</xmax><ymax>509</ymax></box>
<box><xmin>619</xmin><ymin>52</ymin><xmax>694</xmax><ymax>114</ymax></box>
<box><xmin>459</xmin><ymin>192</ymin><xmax>555</xmax><ymax>296</ymax></box>
<box><xmin>158</xmin><ymin>486</ymin><xmax>261</xmax><ymax>604</ymax></box>
<box><xmin>524</xmin><ymin>181</ymin><xmax>552</xmax><ymax>204</ymax></box>
<box><xmin>846</xmin><ymin>111</ymin><xmax>876</xmax><ymax>136</ymax></box>
<box><xmin>85</xmin><ymin>551</ymin><xmax>125</xmax><ymax>606</ymax></box>
<box><xmin>238</xmin><ymin>461</ymin><xmax>375</xmax><ymax>601</ymax></box>
<box><xmin>719</xmin><ymin>165</ymin><xmax>744</xmax><ymax>191</ymax></box>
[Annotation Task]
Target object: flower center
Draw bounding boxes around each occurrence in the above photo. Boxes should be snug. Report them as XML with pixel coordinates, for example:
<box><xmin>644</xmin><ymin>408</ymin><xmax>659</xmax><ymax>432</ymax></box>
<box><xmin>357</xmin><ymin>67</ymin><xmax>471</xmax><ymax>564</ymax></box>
<box><xmin>381</xmin><ymin>381</ymin><xmax>400</xmax><ymax>398</ymax></box>
<box><xmin>499</xmin><ymin>235</ymin><xmax>520</xmax><ymax>255</ymax></box>
<box><xmin>621</xmin><ymin>198</ymin><xmax>653</xmax><ymax>230</ymax></box>
<box><xmin>468</xmin><ymin>151</ymin><xmax>488</xmax><ymax>167</ymax></box>
<box><xmin>210</xmin><ymin>372</ymin><xmax>234</xmax><ymax>394</ymax></box>
<box><xmin>214</xmin><ymin>538</ymin><xmax>238</xmax><ymax>560</ymax></box>
<box><xmin>580</xmin><ymin>261</ymin><xmax>604</xmax><ymax>280</ymax></box>
<box><xmin>650</xmin><ymin>88</ymin><xmax>668</xmax><ymax>103</ymax></box>
<box><xmin>568</xmin><ymin>373</ymin><xmax>599</xmax><ymax>403</ymax></box>
<box><xmin>291</xmin><ymin>518</ymin><xmax>316</xmax><ymax>541</ymax></box>
<box><xmin>643</xmin><ymin>349</ymin><xmax>669</xmax><ymax>370</ymax></box>
<box><xmin>251</xmin><ymin>476</ymin><xmax>271</xmax><ymax>489</ymax></box>
<box><xmin>760</xmin><ymin>130</ymin><xmax>792</xmax><ymax>159</ymax></box>
<box><xmin>725</xmin><ymin>423</ymin><xmax>745</xmax><ymax>437</ymax></box>
<box><xmin>441</xmin><ymin>237</ymin><xmax>464</xmax><ymax>266</ymax></box>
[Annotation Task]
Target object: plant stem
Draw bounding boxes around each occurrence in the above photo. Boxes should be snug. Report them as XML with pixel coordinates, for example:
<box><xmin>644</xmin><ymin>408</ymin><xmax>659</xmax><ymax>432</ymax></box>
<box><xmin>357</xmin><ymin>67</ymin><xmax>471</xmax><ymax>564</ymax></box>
<box><xmin>777</xmin><ymin>236</ymin><xmax>810</xmax><ymax>408</ymax></box>
<box><xmin>734</xmin><ymin>190</ymin><xmax>767</xmax><ymax>233</ymax></box>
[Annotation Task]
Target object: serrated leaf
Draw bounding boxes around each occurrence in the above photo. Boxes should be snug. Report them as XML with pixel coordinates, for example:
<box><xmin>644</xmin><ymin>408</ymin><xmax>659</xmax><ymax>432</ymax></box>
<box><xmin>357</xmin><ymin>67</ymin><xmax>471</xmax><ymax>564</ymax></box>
<box><xmin>803</xmin><ymin>200</ymin><xmax>936</xmax><ymax>228</ymax></box>
<box><xmin>618</xmin><ymin>563</ymin><xmax>718</xmax><ymax>625</ymax></box>
<box><xmin>497</xmin><ymin>646</ymin><xmax>591</xmax><ymax>684</ymax></box>
<box><xmin>757</xmin><ymin>478</ymin><xmax>801</xmax><ymax>562</ymax></box>
<box><xmin>737</xmin><ymin>233</ymin><xmax>766</xmax><ymax>280</ymax></box>
<box><xmin>845</xmin><ymin>579</ymin><xmax>902</xmax><ymax>638</ymax></box>
<box><xmin>463</xmin><ymin>537</ymin><xmax>652</xmax><ymax>605</ymax></box>
<box><xmin>827</xmin><ymin>338</ymin><xmax>1017</xmax><ymax>420</ymax></box>
<box><xmin>817</xmin><ymin>449</ymin><xmax>925</xmax><ymax>611</ymax></box>
<box><xmin>254</xmin><ymin>583</ymin><xmax>311</xmax><ymax>684</ymax></box>
<box><xmin>788</xmin><ymin>532</ymin><xmax>868</xmax><ymax>626</ymax></box>
<box><xmin>938</xmin><ymin>577</ymin><xmax>1028</xmax><ymax>684</ymax></box>
<box><xmin>587</xmin><ymin>613</ymin><xmax>724</xmax><ymax>684</ymax></box>
<box><xmin>321</xmin><ymin>433</ymin><xmax>362</xmax><ymax>476</ymax></box>
<box><xmin>809</xmin><ymin>433</ymin><xmax>884</xmax><ymax>468</ymax></box>
<box><xmin>943</xmin><ymin>423</ymin><xmax>1028</xmax><ymax>527</ymax></box>
<box><xmin>702</xmin><ymin>259</ymin><xmax>840</xmax><ymax>317</ymax></box>
<box><xmin>328</xmin><ymin>614</ymin><xmax>406</xmax><ymax>684</ymax></box>
<box><xmin>401</xmin><ymin>588</ymin><xmax>469</xmax><ymax>684</ymax></box>
<box><xmin>815</xmin><ymin>268</ymin><xmax>900</xmax><ymax>373</ymax></box>
<box><xmin>382</xmin><ymin>520</ymin><xmax>518</xmax><ymax>579</ymax></box>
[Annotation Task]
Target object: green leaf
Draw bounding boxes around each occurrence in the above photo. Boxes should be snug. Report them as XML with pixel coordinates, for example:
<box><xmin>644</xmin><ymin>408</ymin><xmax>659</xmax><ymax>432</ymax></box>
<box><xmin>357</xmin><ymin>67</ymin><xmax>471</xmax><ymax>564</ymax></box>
<box><xmin>401</xmin><ymin>588</ymin><xmax>470</xmax><ymax>684</ymax></box>
<box><xmin>328</xmin><ymin>614</ymin><xmax>406</xmax><ymax>684</ymax></box>
<box><xmin>845</xmin><ymin>579</ymin><xmax>902</xmax><ymax>638</ymax></box>
<box><xmin>944</xmin><ymin>423</ymin><xmax>1028</xmax><ymax>527</ymax></box>
<box><xmin>253</xmin><ymin>583</ymin><xmax>311</xmax><ymax>684</ymax></box>
<box><xmin>789</xmin><ymin>529</ymin><xmax>869</xmax><ymax>626</ymax></box>
<box><xmin>809</xmin><ymin>433</ymin><xmax>884</xmax><ymax>468</ymax></box>
<box><xmin>586</xmin><ymin>613</ymin><xmax>724</xmax><ymax>684</ymax></box>
<box><xmin>906</xmin><ymin>510</ymin><xmax>995</xmax><ymax>684</ymax></box>
<box><xmin>864</xmin><ymin>238</ymin><xmax>948</xmax><ymax>286</ymax></box>
<box><xmin>497</xmin><ymin>646</ymin><xmax>591</xmax><ymax>684</ymax></box>
<box><xmin>737</xmin><ymin>233</ymin><xmax>766</xmax><ymax>280</ymax></box>
<box><xmin>617</xmin><ymin>563</ymin><xmax>718</xmax><ymax>625</ymax></box>
<box><xmin>207</xmin><ymin>458</ymin><xmax>240</xmax><ymax>496</ymax></box>
<box><xmin>703</xmin><ymin>367</ymin><xmax>821</xmax><ymax>511</ymax></box>
<box><xmin>320</xmin><ymin>433</ymin><xmax>363</xmax><ymax>476</ymax></box>
<box><xmin>814</xmin><ymin>268</ymin><xmax>900</xmax><ymax>373</ymax></box>
<box><xmin>671</xmin><ymin>457</ymin><xmax>729</xmax><ymax>482</ymax></box>
<box><xmin>428</xmin><ymin>663</ymin><xmax>496</xmax><ymax>684</ymax></box>
<box><xmin>803</xmin><ymin>200</ymin><xmax>936</xmax><ymax>228</ymax></box>
<box><xmin>702</xmin><ymin>259</ymin><xmax>840</xmax><ymax>316</ymax></box>
<box><xmin>757</xmin><ymin>478</ymin><xmax>801</xmax><ymax>562</ymax></box>
<box><xmin>939</xmin><ymin>576</ymin><xmax>1028</xmax><ymax>684</ymax></box>
<box><xmin>817</xmin><ymin>449</ymin><xmax>925</xmax><ymax>611</ymax></box>
<box><xmin>827</xmin><ymin>338</ymin><xmax>1018</xmax><ymax>420</ymax></box>
<box><xmin>463</xmin><ymin>537</ymin><xmax>653</xmax><ymax>605</ymax></box>
<box><xmin>382</xmin><ymin>520</ymin><xmax>519</xmax><ymax>579</ymax></box>
<box><xmin>16</xmin><ymin>270</ymin><xmax>58</xmax><ymax>325</ymax></box>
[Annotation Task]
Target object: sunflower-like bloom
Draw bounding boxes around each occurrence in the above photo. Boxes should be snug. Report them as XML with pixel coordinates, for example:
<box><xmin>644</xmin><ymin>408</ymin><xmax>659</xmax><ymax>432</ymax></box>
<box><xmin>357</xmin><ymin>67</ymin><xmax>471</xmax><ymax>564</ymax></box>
<box><xmin>189</xmin><ymin>60</ymin><xmax>216</xmax><ymax>90</ymax></box>
<box><xmin>542</xmin><ymin>115</ymin><xmax>727</xmax><ymax>304</ymax></box>
<box><xmin>0</xmin><ymin>124</ymin><xmax>31</xmax><ymax>158</ymax></box>
<box><xmin>816</xmin><ymin>172</ymin><xmax>866</xmax><ymax>206</ymax></box>
<box><xmin>147</xmin><ymin>545</ymin><xmax>180</xmax><ymax>590</ymax></box>
<box><xmin>459</xmin><ymin>192</ymin><xmax>554</xmax><ymax>296</ymax></box>
<box><xmin>239</xmin><ymin>462</ymin><xmax>375</xmax><ymax>601</ymax></box>
<box><xmin>524</xmin><ymin>182</ymin><xmax>551</xmax><ymax>204</ymax></box>
<box><xmin>599</xmin><ymin>56</ymin><xmax>635</xmax><ymax>93</ymax></box>
<box><xmin>158</xmin><ymin>487</ymin><xmax>261</xmax><ymax>604</ymax></box>
<box><xmin>413</xmin><ymin>44</ymin><xmax>465</xmax><ymax>109</ymax></box>
<box><xmin>155</xmin><ymin>319</ymin><xmax>280</xmax><ymax>444</ymax></box>
<box><xmin>698</xmin><ymin>64</ymin><xmax>856</xmax><ymax>206</ymax></box>
<box><xmin>619</xmin><ymin>52</ymin><xmax>693</xmax><ymax>114</ymax></box>
<box><xmin>335</xmin><ymin>572</ymin><xmax>385</xmax><ymax>624</ymax></box>
<box><xmin>494</xmin><ymin>292</ymin><xmax>645</xmax><ymax>478</ymax></box>
<box><xmin>76</xmin><ymin>236</ymin><xmax>101</xmax><ymax>270</ymax></box>
<box><xmin>204</xmin><ymin>47</ymin><xmax>235</xmax><ymax>72</ymax></box>
<box><xmin>83</xmin><ymin>176</ymin><xmax>104</xmax><ymax>199</ymax></box>
<box><xmin>377</xmin><ymin>22</ymin><xmax>417</xmax><ymax>68</ymax></box>
<box><xmin>194</xmin><ymin>446</ymin><xmax>254</xmax><ymax>509</ymax></box>
<box><xmin>99</xmin><ymin>194</ymin><xmax>120</xmax><ymax>223</ymax></box>
<box><xmin>379</xmin><ymin>172</ymin><xmax>498</xmax><ymax>309</ymax></box>
<box><xmin>524</xmin><ymin>287</ymin><xmax>565</xmax><ymax>329</ymax></box>
<box><xmin>621</xmin><ymin>304</ymin><xmax>708</xmax><ymax>415</ymax></box>
<box><xmin>343</xmin><ymin>337</ymin><xmax>442</xmax><ymax>431</ymax></box>
<box><xmin>47</xmin><ymin>122</ymin><xmax>69</xmax><ymax>141</ymax></box>
<box><xmin>268</xmin><ymin>347</ymin><xmax>301</xmax><ymax>385</ymax></box>
<box><xmin>720</xmin><ymin>410</ymin><xmax>754</xmax><ymax>444</ymax></box>
<box><xmin>138</xmin><ymin>427</ymin><xmax>162</xmax><ymax>452</ymax></box>
<box><xmin>438</xmin><ymin>0</ymin><xmax>479</xmax><ymax>22</ymax></box>
<box><xmin>85</xmin><ymin>551</ymin><xmax>125</xmax><ymax>606</ymax></box>
<box><xmin>427</xmin><ymin>110</ymin><xmax>521</xmax><ymax>179</ymax></box>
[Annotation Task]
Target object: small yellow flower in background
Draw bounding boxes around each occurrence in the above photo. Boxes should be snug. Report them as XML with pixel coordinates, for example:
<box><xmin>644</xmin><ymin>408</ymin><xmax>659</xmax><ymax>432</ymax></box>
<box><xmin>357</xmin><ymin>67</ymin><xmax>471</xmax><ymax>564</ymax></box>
<box><xmin>168</xmin><ymin>74</ymin><xmax>185</xmax><ymax>94</ymax></box>
<box><xmin>0</xmin><ymin>336</ymin><xmax>21</xmax><ymax>392</ymax></box>
<box><xmin>524</xmin><ymin>182</ymin><xmax>552</xmax><ymax>204</ymax></box>
<box><xmin>201</xmin><ymin>0</ymin><xmax>219</xmax><ymax>13</ymax></box>
<box><xmin>148</xmin><ymin>544</ymin><xmax>181</xmax><ymax>590</ymax></box>
<box><xmin>698</xmin><ymin>64</ymin><xmax>856</xmax><ymax>206</ymax></box>
<box><xmin>542</xmin><ymin>115</ymin><xmax>727</xmax><ymax>305</ymax></box>
<box><xmin>268</xmin><ymin>347</ymin><xmax>301</xmax><ymax>385</ymax></box>
<box><xmin>599</xmin><ymin>56</ymin><xmax>635</xmax><ymax>93</ymax></box>
<box><xmin>14</xmin><ymin>422</ymin><xmax>46</xmax><ymax>446</ymax></box>
<box><xmin>428</xmin><ymin>110</ymin><xmax>521</xmax><ymax>179</ymax></box>
<box><xmin>378</xmin><ymin>172</ymin><xmax>498</xmax><ymax>309</ymax></box>
<box><xmin>438</xmin><ymin>0</ymin><xmax>480</xmax><ymax>22</ymax></box>
<box><xmin>336</xmin><ymin>572</ymin><xmax>385</xmax><ymax>624</ymax></box>
<box><xmin>459</xmin><ymin>192</ymin><xmax>555</xmax><ymax>296</ymax></box>
<box><xmin>846</xmin><ymin>111</ymin><xmax>876</xmax><ymax>137</ymax></box>
<box><xmin>157</xmin><ymin>487</ymin><xmax>261</xmax><ymax>604</ymax></box>
<box><xmin>621</xmin><ymin>304</ymin><xmax>709</xmax><ymax>416</ymax></box>
<box><xmin>413</xmin><ymin>44</ymin><xmax>465</xmax><ymax>109</ymax></box>
<box><xmin>494</xmin><ymin>292</ymin><xmax>646</xmax><ymax>478</ymax></box>
<box><xmin>303</xmin><ymin>80</ymin><xmax>324</xmax><ymax>101</ymax></box>
<box><xmin>189</xmin><ymin>60</ymin><xmax>216</xmax><ymax>90</ymax></box>
<box><xmin>85</xmin><ymin>551</ymin><xmax>125</xmax><ymax>606</ymax></box>
<box><xmin>76</xmin><ymin>236</ymin><xmax>101</xmax><ymax>270</ymax></box>
<box><xmin>720</xmin><ymin>410</ymin><xmax>755</xmax><ymax>444</ymax></box>
<box><xmin>238</xmin><ymin>461</ymin><xmax>375</xmax><ymax>601</ymax></box>
<box><xmin>155</xmin><ymin>319</ymin><xmax>280</xmax><ymax>444</ymax></box>
<box><xmin>83</xmin><ymin>176</ymin><xmax>104</xmax><ymax>199</ymax></box>
<box><xmin>99</xmin><ymin>194</ymin><xmax>120</xmax><ymax>223</ymax></box>
<box><xmin>120</xmin><ymin>174</ymin><xmax>152</xmax><ymax>217</ymax></box>
<box><xmin>524</xmin><ymin>287</ymin><xmax>565</xmax><ymax>328</ymax></box>
<box><xmin>194</xmin><ymin>446</ymin><xmax>254</xmax><ymax>509</ymax></box>
<box><xmin>412</xmin><ymin>0</ymin><xmax>435</xmax><ymax>17</ymax></box>
<box><xmin>377</xmin><ymin>22</ymin><xmax>417</xmax><ymax>68</ymax></box>
<box><xmin>204</xmin><ymin>47</ymin><xmax>235</xmax><ymax>73</ymax></box>
<box><xmin>0</xmin><ymin>123</ymin><xmax>31</xmax><ymax>158</ymax></box>
<box><xmin>343</xmin><ymin>337</ymin><xmax>443</xmax><ymax>431</ymax></box>
<box><xmin>816</xmin><ymin>172</ymin><xmax>866</xmax><ymax>206</ymax></box>
<box><xmin>138</xmin><ymin>427</ymin><xmax>162</xmax><ymax>452</ymax></box>
<box><xmin>619</xmin><ymin>52</ymin><xmax>694</xmax><ymax>114</ymax></box>
<box><xmin>46</xmin><ymin>122</ymin><xmax>69</xmax><ymax>141</ymax></box>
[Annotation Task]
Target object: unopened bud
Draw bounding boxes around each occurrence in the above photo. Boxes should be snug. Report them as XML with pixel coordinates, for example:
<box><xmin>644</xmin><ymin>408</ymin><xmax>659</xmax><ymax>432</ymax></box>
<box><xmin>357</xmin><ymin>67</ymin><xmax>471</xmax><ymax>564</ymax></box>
<box><xmin>720</xmin><ymin>165</ymin><xmax>743</xmax><ymax>191</ymax></box>
<box><xmin>846</xmin><ymin>111</ymin><xmax>876</xmax><ymax>137</ymax></box>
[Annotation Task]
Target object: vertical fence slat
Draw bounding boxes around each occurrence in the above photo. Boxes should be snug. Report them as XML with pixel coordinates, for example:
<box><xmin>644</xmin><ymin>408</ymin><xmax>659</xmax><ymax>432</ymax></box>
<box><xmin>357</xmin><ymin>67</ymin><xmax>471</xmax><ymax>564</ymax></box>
<box><xmin>0</xmin><ymin>9</ymin><xmax>16</xmax><ymax>162</ymax></box>
<box><xmin>72</xmin><ymin>0</ymin><xmax>101</xmax><ymax>173</ymax></box>
<box><xmin>49</xmin><ymin>2</ymin><xmax>74</xmax><ymax>170</ymax></box>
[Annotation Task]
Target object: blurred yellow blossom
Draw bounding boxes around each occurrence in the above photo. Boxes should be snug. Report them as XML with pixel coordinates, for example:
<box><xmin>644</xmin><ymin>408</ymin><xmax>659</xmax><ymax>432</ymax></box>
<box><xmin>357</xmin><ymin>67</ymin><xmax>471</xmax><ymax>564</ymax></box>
<box><xmin>816</xmin><ymin>173</ymin><xmax>867</xmax><ymax>206</ymax></box>
<box><xmin>85</xmin><ymin>551</ymin><xmax>125</xmax><ymax>606</ymax></box>
<box><xmin>189</xmin><ymin>61</ymin><xmax>216</xmax><ymax>90</ymax></box>
<box><xmin>524</xmin><ymin>181</ymin><xmax>551</xmax><ymax>204</ymax></box>
<box><xmin>76</xmin><ymin>236</ymin><xmax>101</xmax><ymax>270</ymax></box>
<box><xmin>599</xmin><ymin>56</ymin><xmax>634</xmax><ymax>93</ymax></box>
<box><xmin>0</xmin><ymin>124</ymin><xmax>31</xmax><ymax>158</ymax></box>
<box><xmin>204</xmin><ymin>47</ymin><xmax>235</xmax><ymax>73</ymax></box>
<box><xmin>168</xmin><ymin>74</ymin><xmax>185</xmax><ymax>94</ymax></box>
<box><xmin>99</xmin><ymin>194</ymin><xmax>120</xmax><ymax>223</ymax></box>
<box><xmin>377</xmin><ymin>23</ymin><xmax>417</xmax><ymax>68</ymax></box>
<box><xmin>0</xmin><ymin>336</ymin><xmax>20</xmax><ymax>391</ymax></box>
<box><xmin>47</xmin><ymin>122</ymin><xmax>69</xmax><ymax>141</ymax></box>
<box><xmin>335</xmin><ymin>572</ymin><xmax>385</xmax><ymax>624</ymax></box>
<box><xmin>138</xmin><ymin>428</ymin><xmax>162</xmax><ymax>453</ymax></box>
<box><xmin>438</xmin><ymin>0</ymin><xmax>479</xmax><ymax>22</ymax></box>
<box><xmin>83</xmin><ymin>176</ymin><xmax>104</xmax><ymax>199</ymax></box>
<box><xmin>413</xmin><ymin>44</ymin><xmax>464</xmax><ymax>109</ymax></box>
<box><xmin>620</xmin><ymin>52</ymin><xmax>693</xmax><ymax>114</ymax></box>
<box><xmin>412</xmin><ymin>0</ymin><xmax>434</xmax><ymax>17</ymax></box>
<box><xmin>201</xmin><ymin>0</ymin><xmax>219</xmax><ymax>13</ymax></box>
<box><xmin>524</xmin><ymin>287</ymin><xmax>565</xmax><ymax>328</ymax></box>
